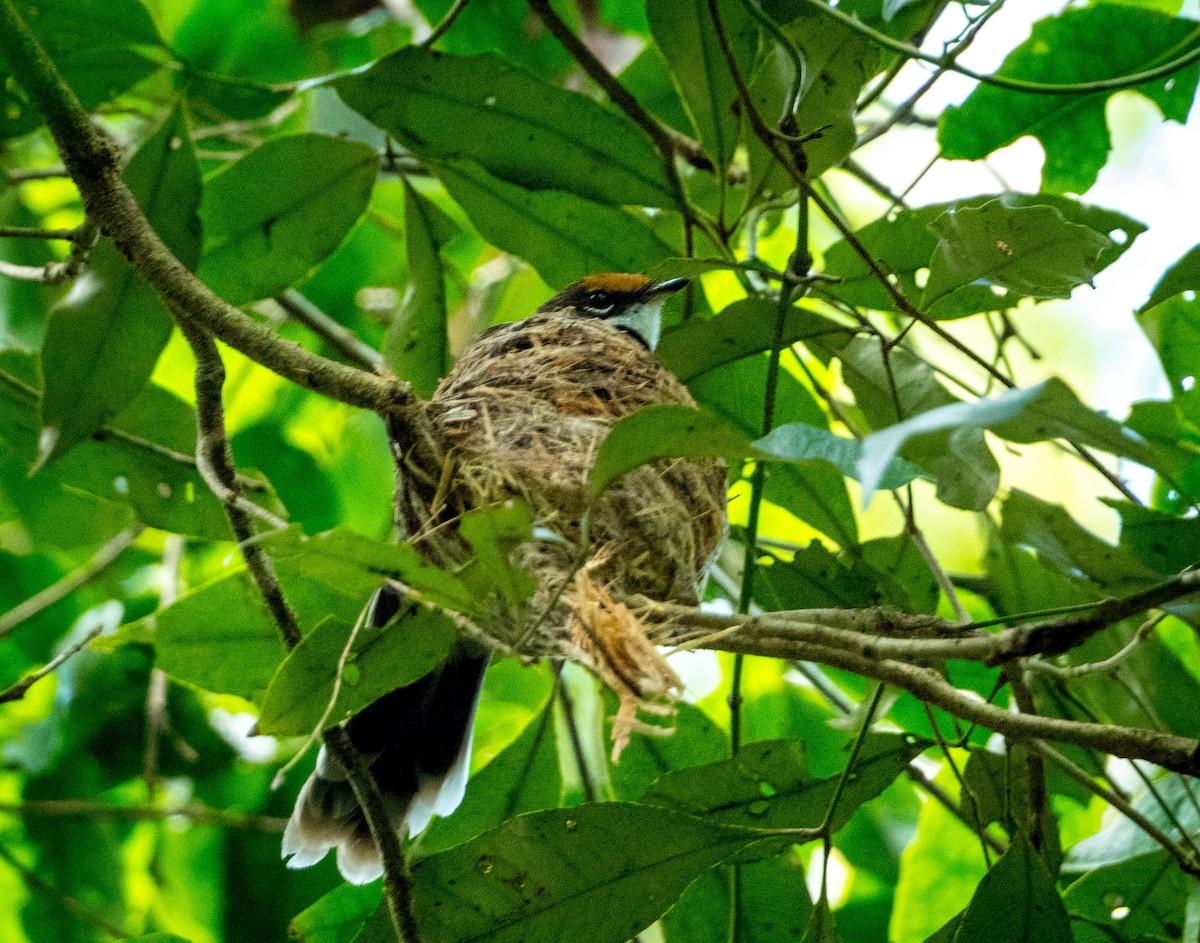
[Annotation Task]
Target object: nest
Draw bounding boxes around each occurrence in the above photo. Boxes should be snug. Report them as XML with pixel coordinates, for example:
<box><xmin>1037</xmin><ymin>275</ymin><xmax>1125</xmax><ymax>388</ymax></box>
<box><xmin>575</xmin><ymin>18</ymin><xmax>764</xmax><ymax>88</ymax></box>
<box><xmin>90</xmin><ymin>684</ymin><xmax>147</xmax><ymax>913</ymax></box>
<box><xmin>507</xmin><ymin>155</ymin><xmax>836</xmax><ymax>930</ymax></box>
<box><xmin>400</xmin><ymin>311</ymin><xmax>728</xmax><ymax>752</ymax></box>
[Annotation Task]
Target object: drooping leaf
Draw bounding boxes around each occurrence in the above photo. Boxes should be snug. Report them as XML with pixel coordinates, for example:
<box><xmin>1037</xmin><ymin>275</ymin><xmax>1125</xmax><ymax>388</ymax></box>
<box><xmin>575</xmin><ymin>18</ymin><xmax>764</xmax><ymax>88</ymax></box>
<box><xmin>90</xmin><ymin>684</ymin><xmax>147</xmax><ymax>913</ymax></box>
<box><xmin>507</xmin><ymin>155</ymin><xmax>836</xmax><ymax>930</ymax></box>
<box><xmin>1137</xmin><ymin>245</ymin><xmax>1200</xmax><ymax>424</ymax></box>
<box><xmin>384</xmin><ymin>182</ymin><xmax>449</xmax><ymax>397</ymax></box>
<box><xmin>647</xmin><ymin>0</ymin><xmax>758</xmax><ymax>170</ymax></box>
<box><xmin>406</xmin><ymin>803</ymin><xmax>781</xmax><ymax>943</ymax></box>
<box><xmin>290</xmin><ymin>883</ymin><xmax>382</xmax><ymax>943</ymax></box>
<box><xmin>953</xmin><ymin>832</ymin><xmax>1072</xmax><ymax>943</ymax></box>
<box><xmin>422</xmin><ymin>699</ymin><xmax>562</xmax><ymax>854</ymax></box>
<box><xmin>823</xmin><ymin>193</ymin><xmax>1145</xmax><ymax>319</ymax></box>
<box><xmin>938</xmin><ymin>6</ymin><xmax>1200</xmax><ymax>194</ymax></box>
<box><xmin>257</xmin><ymin>605</ymin><xmax>456</xmax><ymax>736</ymax></box>
<box><xmin>1064</xmin><ymin>774</ymin><xmax>1200</xmax><ymax>871</ymax></box>
<box><xmin>757</xmin><ymin>423</ymin><xmax>921</xmax><ymax>492</ymax></box>
<box><xmin>38</xmin><ymin>105</ymin><xmax>201</xmax><ymax>464</ymax></box>
<box><xmin>839</xmin><ymin>338</ymin><xmax>998</xmax><ymax>511</ymax></box>
<box><xmin>642</xmin><ymin>734</ymin><xmax>928</xmax><ymax>832</ymax></box>
<box><xmin>857</xmin><ymin>378</ymin><xmax>1155</xmax><ymax>504</ymax></box>
<box><xmin>922</xmin><ymin>199</ymin><xmax>1113</xmax><ymax>308</ymax></box>
<box><xmin>432</xmin><ymin>160</ymin><xmax>675</xmax><ymax>289</ymax></box>
<box><xmin>1107</xmin><ymin>499</ymin><xmax>1200</xmax><ymax>575</ymax></box>
<box><xmin>1138</xmin><ymin>243</ymin><xmax>1200</xmax><ymax>315</ymax></box>
<box><xmin>335</xmin><ymin>47</ymin><xmax>677</xmax><ymax>208</ymax></box>
<box><xmin>198</xmin><ymin>134</ymin><xmax>378</xmax><ymax>304</ymax></box>
<box><xmin>0</xmin><ymin>0</ymin><xmax>163</xmax><ymax>138</ymax></box>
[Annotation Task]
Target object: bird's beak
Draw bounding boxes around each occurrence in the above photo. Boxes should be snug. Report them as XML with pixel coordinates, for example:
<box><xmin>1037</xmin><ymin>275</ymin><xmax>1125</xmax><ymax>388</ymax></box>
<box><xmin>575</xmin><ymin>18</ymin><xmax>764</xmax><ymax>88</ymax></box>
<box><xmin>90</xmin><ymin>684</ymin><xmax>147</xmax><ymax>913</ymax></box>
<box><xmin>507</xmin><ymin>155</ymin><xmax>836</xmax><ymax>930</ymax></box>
<box><xmin>648</xmin><ymin>277</ymin><xmax>689</xmax><ymax>297</ymax></box>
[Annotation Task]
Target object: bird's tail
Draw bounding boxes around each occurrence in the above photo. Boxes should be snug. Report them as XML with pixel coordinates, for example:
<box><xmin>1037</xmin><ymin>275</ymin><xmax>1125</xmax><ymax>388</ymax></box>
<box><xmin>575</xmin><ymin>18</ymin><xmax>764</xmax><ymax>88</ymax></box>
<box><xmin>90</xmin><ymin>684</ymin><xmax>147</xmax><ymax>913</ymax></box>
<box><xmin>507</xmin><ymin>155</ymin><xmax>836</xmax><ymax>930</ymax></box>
<box><xmin>281</xmin><ymin>584</ymin><xmax>489</xmax><ymax>884</ymax></box>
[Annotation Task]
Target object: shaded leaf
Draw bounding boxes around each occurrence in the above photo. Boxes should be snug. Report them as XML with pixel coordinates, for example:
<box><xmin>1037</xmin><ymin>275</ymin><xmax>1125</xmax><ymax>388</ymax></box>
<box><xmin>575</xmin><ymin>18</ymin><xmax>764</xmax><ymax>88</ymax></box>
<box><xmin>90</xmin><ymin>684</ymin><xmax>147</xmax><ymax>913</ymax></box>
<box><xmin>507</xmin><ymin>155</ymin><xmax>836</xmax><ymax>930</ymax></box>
<box><xmin>198</xmin><ymin>134</ymin><xmax>378</xmax><ymax>304</ymax></box>
<box><xmin>421</xmin><ymin>700</ymin><xmax>562</xmax><ymax>854</ymax></box>
<box><xmin>458</xmin><ymin>502</ymin><xmax>538</xmax><ymax>606</ymax></box>
<box><xmin>257</xmin><ymin>606</ymin><xmax>456</xmax><ymax>736</ymax></box>
<box><xmin>607</xmin><ymin>697</ymin><xmax>729</xmax><ymax>802</ymax></box>
<box><xmin>938</xmin><ymin>7</ymin><xmax>1200</xmax><ymax>193</ymax></box>
<box><xmin>648</xmin><ymin>0</ymin><xmax>757</xmax><ymax>170</ymax></box>
<box><xmin>954</xmin><ymin>832</ymin><xmax>1071</xmax><ymax>943</ymax></box>
<box><xmin>0</xmin><ymin>0</ymin><xmax>163</xmax><ymax>138</ymax></box>
<box><xmin>408</xmin><ymin>803</ymin><xmax>780</xmax><ymax>943</ymax></box>
<box><xmin>290</xmin><ymin>883</ymin><xmax>382</xmax><ymax>943</ymax></box>
<box><xmin>642</xmin><ymin>734</ymin><xmax>927</xmax><ymax>832</ymax></box>
<box><xmin>1064</xmin><ymin>851</ymin><xmax>1190</xmax><ymax>943</ymax></box>
<box><xmin>432</xmin><ymin>160</ymin><xmax>675</xmax><ymax>289</ymax></box>
<box><xmin>336</xmin><ymin>47</ymin><xmax>676</xmax><ymax>208</ymax></box>
<box><xmin>857</xmin><ymin>378</ymin><xmax>1155</xmax><ymax>504</ymax></box>
<box><xmin>384</xmin><ymin>182</ymin><xmax>449</xmax><ymax>397</ymax></box>
<box><xmin>922</xmin><ymin>199</ymin><xmax>1113</xmax><ymax>307</ymax></box>
<box><xmin>1064</xmin><ymin>774</ymin><xmax>1200</xmax><ymax>871</ymax></box>
<box><xmin>38</xmin><ymin>105</ymin><xmax>201</xmax><ymax>463</ymax></box>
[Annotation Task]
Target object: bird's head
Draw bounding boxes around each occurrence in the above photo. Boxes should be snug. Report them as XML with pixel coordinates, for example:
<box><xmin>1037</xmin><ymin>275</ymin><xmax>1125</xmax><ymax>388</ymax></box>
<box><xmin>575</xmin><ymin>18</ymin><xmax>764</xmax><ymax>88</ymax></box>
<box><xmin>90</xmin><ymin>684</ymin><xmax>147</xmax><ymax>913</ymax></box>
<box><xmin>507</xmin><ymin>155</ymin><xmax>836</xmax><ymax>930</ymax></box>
<box><xmin>536</xmin><ymin>273</ymin><xmax>689</xmax><ymax>351</ymax></box>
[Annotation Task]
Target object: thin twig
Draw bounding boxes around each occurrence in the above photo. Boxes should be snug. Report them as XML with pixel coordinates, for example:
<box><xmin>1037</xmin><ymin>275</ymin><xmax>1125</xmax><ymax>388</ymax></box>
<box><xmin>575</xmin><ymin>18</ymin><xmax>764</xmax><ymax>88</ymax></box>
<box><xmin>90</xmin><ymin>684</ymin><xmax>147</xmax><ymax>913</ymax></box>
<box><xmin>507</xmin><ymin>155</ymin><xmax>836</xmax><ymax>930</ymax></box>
<box><xmin>0</xmin><ymin>842</ymin><xmax>130</xmax><ymax>939</ymax></box>
<box><xmin>0</xmin><ymin>523</ymin><xmax>144</xmax><ymax>640</ymax></box>
<box><xmin>0</xmin><ymin>624</ymin><xmax>105</xmax><ymax>704</ymax></box>
<box><xmin>274</xmin><ymin>289</ymin><xmax>385</xmax><ymax>371</ymax></box>
<box><xmin>0</xmin><ymin>800</ymin><xmax>288</xmax><ymax>832</ymax></box>
<box><xmin>421</xmin><ymin>0</ymin><xmax>471</xmax><ymax>46</ymax></box>
<box><xmin>144</xmin><ymin>534</ymin><xmax>184</xmax><ymax>796</ymax></box>
<box><xmin>0</xmin><ymin>225</ymin><xmax>79</xmax><ymax>240</ymax></box>
<box><xmin>1027</xmin><ymin>614</ymin><xmax>1164</xmax><ymax>679</ymax></box>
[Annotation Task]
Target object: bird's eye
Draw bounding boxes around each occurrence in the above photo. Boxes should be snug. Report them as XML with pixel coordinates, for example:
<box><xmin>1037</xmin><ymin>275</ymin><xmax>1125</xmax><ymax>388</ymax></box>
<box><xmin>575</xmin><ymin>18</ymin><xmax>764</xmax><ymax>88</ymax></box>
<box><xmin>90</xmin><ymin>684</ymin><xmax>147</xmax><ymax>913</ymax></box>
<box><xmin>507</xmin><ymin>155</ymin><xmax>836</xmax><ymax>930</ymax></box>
<box><xmin>585</xmin><ymin>291</ymin><xmax>614</xmax><ymax>314</ymax></box>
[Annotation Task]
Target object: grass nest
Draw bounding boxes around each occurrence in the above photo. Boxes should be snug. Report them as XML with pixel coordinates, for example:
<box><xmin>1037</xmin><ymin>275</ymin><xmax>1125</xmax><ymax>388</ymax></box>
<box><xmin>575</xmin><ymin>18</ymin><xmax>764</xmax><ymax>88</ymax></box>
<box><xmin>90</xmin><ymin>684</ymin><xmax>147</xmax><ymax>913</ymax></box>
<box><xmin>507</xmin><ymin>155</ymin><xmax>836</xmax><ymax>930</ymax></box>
<box><xmin>406</xmin><ymin>311</ymin><xmax>728</xmax><ymax>752</ymax></box>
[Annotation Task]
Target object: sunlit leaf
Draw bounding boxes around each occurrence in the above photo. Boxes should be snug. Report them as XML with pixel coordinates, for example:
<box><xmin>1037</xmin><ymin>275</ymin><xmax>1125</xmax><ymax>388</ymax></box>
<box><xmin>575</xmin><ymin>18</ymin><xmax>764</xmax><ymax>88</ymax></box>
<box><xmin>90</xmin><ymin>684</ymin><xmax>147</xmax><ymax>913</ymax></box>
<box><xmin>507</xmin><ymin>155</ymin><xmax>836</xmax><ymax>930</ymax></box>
<box><xmin>939</xmin><ymin>6</ymin><xmax>1200</xmax><ymax>193</ymax></box>
<box><xmin>922</xmin><ymin>199</ymin><xmax>1113</xmax><ymax>307</ymax></box>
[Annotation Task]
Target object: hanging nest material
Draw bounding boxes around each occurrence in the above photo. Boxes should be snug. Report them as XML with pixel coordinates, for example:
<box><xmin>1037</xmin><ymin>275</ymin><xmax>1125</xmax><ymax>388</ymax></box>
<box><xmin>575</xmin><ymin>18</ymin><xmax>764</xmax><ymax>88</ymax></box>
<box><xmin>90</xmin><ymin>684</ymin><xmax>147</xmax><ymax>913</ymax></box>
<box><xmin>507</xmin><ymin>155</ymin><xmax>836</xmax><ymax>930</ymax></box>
<box><xmin>395</xmin><ymin>311</ymin><xmax>728</xmax><ymax>753</ymax></box>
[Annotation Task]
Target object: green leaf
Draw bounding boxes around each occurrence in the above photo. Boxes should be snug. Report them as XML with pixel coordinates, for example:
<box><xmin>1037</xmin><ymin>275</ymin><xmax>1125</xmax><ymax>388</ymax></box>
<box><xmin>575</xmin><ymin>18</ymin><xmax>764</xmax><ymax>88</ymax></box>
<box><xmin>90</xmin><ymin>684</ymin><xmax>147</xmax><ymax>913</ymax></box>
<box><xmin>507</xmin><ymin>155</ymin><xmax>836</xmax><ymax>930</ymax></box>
<box><xmin>458</xmin><ymin>502</ymin><xmax>539</xmax><ymax>606</ymax></box>
<box><xmin>1064</xmin><ymin>851</ymin><xmax>1191</xmax><ymax>943</ymax></box>
<box><xmin>922</xmin><ymin>199</ymin><xmax>1113</xmax><ymax>307</ymax></box>
<box><xmin>335</xmin><ymin>47</ymin><xmax>677</xmax><ymax>209</ymax></box>
<box><xmin>290</xmin><ymin>884</ymin><xmax>382</xmax><ymax>943</ymax></box>
<box><xmin>257</xmin><ymin>605</ymin><xmax>456</xmax><ymax>736</ymax></box>
<box><xmin>384</xmin><ymin>182</ymin><xmax>449</xmax><ymax>397</ymax></box>
<box><xmin>587</xmin><ymin>404</ymin><xmax>749</xmax><ymax>500</ymax></box>
<box><xmin>938</xmin><ymin>6</ymin><xmax>1200</xmax><ymax>194</ymax></box>
<box><xmin>408</xmin><ymin>803</ymin><xmax>780</xmax><ymax>943</ymax></box>
<box><xmin>1137</xmin><ymin>246</ymin><xmax>1200</xmax><ymax>424</ymax></box>
<box><xmin>38</xmin><ymin>105</ymin><xmax>201</xmax><ymax>464</ymax></box>
<box><xmin>198</xmin><ymin>134</ymin><xmax>378</xmax><ymax>304</ymax></box>
<box><xmin>757</xmin><ymin>423</ymin><xmax>921</xmax><ymax>491</ymax></box>
<box><xmin>421</xmin><ymin>700</ymin><xmax>562</xmax><ymax>854</ymax></box>
<box><xmin>1</xmin><ymin>352</ymin><xmax>280</xmax><ymax>540</ymax></box>
<box><xmin>839</xmin><ymin>338</ymin><xmax>998</xmax><ymax>511</ymax></box>
<box><xmin>953</xmin><ymin>832</ymin><xmax>1071</xmax><ymax>943</ymax></box>
<box><xmin>857</xmin><ymin>378</ymin><xmax>1155</xmax><ymax>505</ymax></box>
<box><xmin>1107</xmin><ymin>500</ymin><xmax>1200</xmax><ymax>575</ymax></box>
<box><xmin>1139</xmin><ymin>243</ymin><xmax>1200</xmax><ymax>315</ymax></box>
<box><xmin>642</xmin><ymin>734</ymin><xmax>927</xmax><ymax>832</ymax></box>
<box><xmin>608</xmin><ymin>697</ymin><xmax>729</xmax><ymax>802</ymax></box>
<box><xmin>647</xmin><ymin>0</ymin><xmax>758</xmax><ymax>170</ymax></box>
<box><xmin>432</xmin><ymin>160</ymin><xmax>675</xmax><ymax>289</ymax></box>
<box><xmin>0</xmin><ymin>0</ymin><xmax>163</xmax><ymax>138</ymax></box>
<box><xmin>823</xmin><ymin>193</ymin><xmax>1144</xmax><ymax>319</ymax></box>
<box><xmin>800</xmin><ymin>897</ymin><xmax>840</xmax><ymax>943</ymax></box>
<box><xmin>689</xmin><ymin>356</ymin><xmax>858</xmax><ymax>544</ymax></box>
<box><xmin>657</xmin><ymin>298</ymin><xmax>853</xmax><ymax>382</ymax></box>
<box><xmin>1064</xmin><ymin>774</ymin><xmax>1200</xmax><ymax>871</ymax></box>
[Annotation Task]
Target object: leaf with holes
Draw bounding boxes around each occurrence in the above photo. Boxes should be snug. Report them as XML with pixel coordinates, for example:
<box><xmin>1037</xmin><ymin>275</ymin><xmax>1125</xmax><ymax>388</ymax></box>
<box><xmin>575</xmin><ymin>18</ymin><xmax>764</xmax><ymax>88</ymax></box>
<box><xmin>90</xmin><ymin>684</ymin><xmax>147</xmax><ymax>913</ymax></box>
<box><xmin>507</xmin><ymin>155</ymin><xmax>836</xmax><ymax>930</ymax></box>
<box><xmin>922</xmin><ymin>199</ymin><xmax>1113</xmax><ymax>308</ymax></box>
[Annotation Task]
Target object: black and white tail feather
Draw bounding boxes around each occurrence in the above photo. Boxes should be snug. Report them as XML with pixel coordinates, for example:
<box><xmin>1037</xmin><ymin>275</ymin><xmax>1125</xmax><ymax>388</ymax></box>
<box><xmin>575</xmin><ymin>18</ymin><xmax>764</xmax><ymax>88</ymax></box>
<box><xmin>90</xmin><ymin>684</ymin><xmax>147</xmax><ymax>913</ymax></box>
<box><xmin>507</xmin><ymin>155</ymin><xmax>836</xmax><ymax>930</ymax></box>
<box><xmin>282</xmin><ymin>584</ymin><xmax>489</xmax><ymax>884</ymax></box>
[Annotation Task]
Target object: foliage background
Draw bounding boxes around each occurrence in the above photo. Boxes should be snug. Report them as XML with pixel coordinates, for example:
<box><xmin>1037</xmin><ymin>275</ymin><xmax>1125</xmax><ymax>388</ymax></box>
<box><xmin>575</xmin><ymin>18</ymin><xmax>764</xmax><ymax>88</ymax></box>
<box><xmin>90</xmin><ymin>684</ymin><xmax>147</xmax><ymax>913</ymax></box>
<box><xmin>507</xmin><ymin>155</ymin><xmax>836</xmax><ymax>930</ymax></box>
<box><xmin>2</xmin><ymin>0</ymin><xmax>1200</xmax><ymax>941</ymax></box>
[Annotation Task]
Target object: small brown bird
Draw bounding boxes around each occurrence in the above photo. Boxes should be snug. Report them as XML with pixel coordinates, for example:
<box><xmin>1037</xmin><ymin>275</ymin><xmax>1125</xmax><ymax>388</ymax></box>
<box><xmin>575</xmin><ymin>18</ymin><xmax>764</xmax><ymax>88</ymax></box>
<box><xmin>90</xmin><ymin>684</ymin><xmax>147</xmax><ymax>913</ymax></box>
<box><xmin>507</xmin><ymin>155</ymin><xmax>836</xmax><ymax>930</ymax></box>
<box><xmin>283</xmin><ymin>274</ymin><xmax>728</xmax><ymax>882</ymax></box>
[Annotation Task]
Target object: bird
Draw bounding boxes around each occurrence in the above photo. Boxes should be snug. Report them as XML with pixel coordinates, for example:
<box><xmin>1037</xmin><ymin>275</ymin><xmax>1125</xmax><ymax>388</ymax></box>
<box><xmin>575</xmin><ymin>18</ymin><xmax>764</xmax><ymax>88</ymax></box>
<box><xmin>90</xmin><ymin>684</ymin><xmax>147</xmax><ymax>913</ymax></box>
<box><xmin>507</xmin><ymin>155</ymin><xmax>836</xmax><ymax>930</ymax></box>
<box><xmin>282</xmin><ymin>273</ymin><xmax>729</xmax><ymax>883</ymax></box>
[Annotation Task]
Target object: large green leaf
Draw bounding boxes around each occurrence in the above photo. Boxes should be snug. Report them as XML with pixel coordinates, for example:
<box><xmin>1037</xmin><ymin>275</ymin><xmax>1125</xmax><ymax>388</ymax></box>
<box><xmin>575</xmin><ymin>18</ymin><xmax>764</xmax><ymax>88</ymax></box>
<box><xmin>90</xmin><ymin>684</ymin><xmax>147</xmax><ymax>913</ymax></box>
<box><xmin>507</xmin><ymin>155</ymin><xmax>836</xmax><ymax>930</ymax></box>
<box><xmin>335</xmin><ymin>47</ymin><xmax>677</xmax><ymax>208</ymax></box>
<box><xmin>1064</xmin><ymin>774</ymin><xmax>1200</xmax><ymax>871</ymax></box>
<box><xmin>608</xmin><ymin>698</ymin><xmax>729</xmax><ymax>803</ymax></box>
<box><xmin>384</xmin><ymin>183</ymin><xmax>449</xmax><ymax>398</ymax></box>
<box><xmin>642</xmin><ymin>734</ymin><xmax>927</xmax><ymax>832</ymax></box>
<box><xmin>38</xmin><ymin>105</ymin><xmax>201</xmax><ymax>464</ymax></box>
<box><xmin>857</xmin><ymin>378</ymin><xmax>1156</xmax><ymax>504</ymax></box>
<box><xmin>939</xmin><ymin>6</ymin><xmax>1200</xmax><ymax>194</ymax></box>
<box><xmin>823</xmin><ymin>193</ymin><xmax>1145</xmax><ymax>319</ymax></box>
<box><xmin>432</xmin><ymin>160</ymin><xmax>675</xmax><ymax>289</ymax></box>
<box><xmin>1137</xmin><ymin>245</ymin><xmax>1200</xmax><ymax>424</ymax></box>
<box><xmin>198</xmin><ymin>134</ymin><xmax>378</xmax><ymax>304</ymax></box>
<box><xmin>290</xmin><ymin>883</ymin><xmax>382</xmax><ymax>943</ymax></box>
<box><xmin>421</xmin><ymin>699</ymin><xmax>562</xmax><ymax>854</ymax></box>
<box><xmin>405</xmin><ymin>803</ymin><xmax>781</xmax><ymax>943</ymax></box>
<box><xmin>953</xmin><ymin>833</ymin><xmax>1071</xmax><ymax>943</ymax></box>
<box><xmin>1064</xmin><ymin>851</ymin><xmax>1191</xmax><ymax>943</ymax></box>
<box><xmin>0</xmin><ymin>0</ymin><xmax>163</xmax><ymax>138</ymax></box>
<box><xmin>257</xmin><ymin>606</ymin><xmax>456</xmax><ymax>736</ymax></box>
<box><xmin>647</xmin><ymin>0</ymin><xmax>758</xmax><ymax>170</ymax></box>
<box><xmin>922</xmin><ymin>199</ymin><xmax>1113</xmax><ymax>308</ymax></box>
